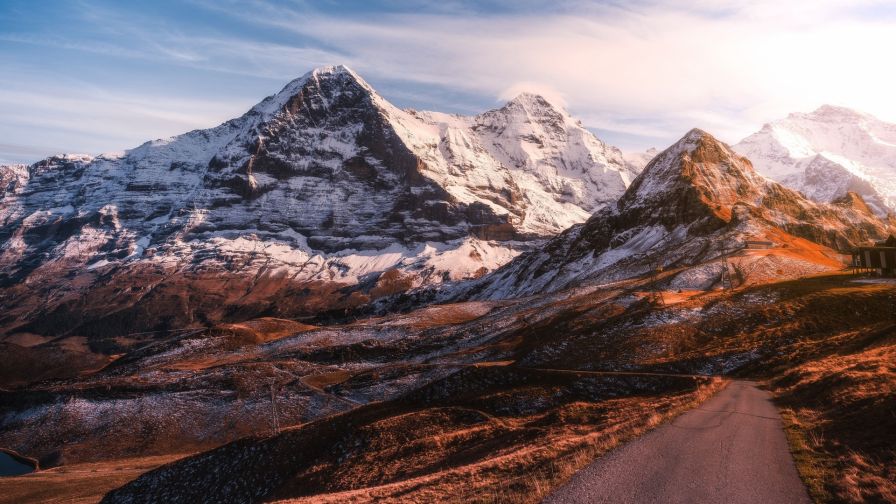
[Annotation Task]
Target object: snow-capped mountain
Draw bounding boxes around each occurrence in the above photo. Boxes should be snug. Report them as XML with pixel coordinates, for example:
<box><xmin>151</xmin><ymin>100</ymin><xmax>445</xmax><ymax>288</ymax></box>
<box><xmin>734</xmin><ymin>105</ymin><xmax>896</xmax><ymax>216</ymax></box>
<box><xmin>623</xmin><ymin>147</ymin><xmax>658</xmax><ymax>173</ymax></box>
<box><xmin>469</xmin><ymin>129</ymin><xmax>894</xmax><ymax>299</ymax></box>
<box><xmin>409</xmin><ymin>93</ymin><xmax>634</xmax><ymax>234</ymax></box>
<box><xmin>0</xmin><ymin>65</ymin><xmax>635</xmax><ymax>337</ymax></box>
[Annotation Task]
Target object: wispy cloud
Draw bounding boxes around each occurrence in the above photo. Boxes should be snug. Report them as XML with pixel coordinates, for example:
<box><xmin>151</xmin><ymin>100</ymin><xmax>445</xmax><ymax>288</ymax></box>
<box><xmin>184</xmin><ymin>0</ymin><xmax>896</xmax><ymax>147</ymax></box>
<box><xmin>2</xmin><ymin>0</ymin><xmax>896</xmax><ymax>160</ymax></box>
<box><xmin>0</xmin><ymin>75</ymin><xmax>249</xmax><ymax>161</ymax></box>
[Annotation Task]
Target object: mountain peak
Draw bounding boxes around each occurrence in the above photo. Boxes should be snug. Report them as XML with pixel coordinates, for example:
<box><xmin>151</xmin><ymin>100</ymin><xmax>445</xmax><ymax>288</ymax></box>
<box><xmin>507</xmin><ymin>91</ymin><xmax>554</xmax><ymax>104</ymax></box>
<box><xmin>305</xmin><ymin>64</ymin><xmax>372</xmax><ymax>89</ymax></box>
<box><xmin>293</xmin><ymin>64</ymin><xmax>371</xmax><ymax>93</ymax></box>
<box><xmin>311</xmin><ymin>64</ymin><xmax>355</xmax><ymax>76</ymax></box>
<box><xmin>619</xmin><ymin>128</ymin><xmax>768</xmax><ymax>225</ymax></box>
<box><xmin>502</xmin><ymin>92</ymin><xmax>568</xmax><ymax>116</ymax></box>
<box><xmin>734</xmin><ymin>104</ymin><xmax>896</xmax><ymax>217</ymax></box>
<box><xmin>656</xmin><ymin>128</ymin><xmax>729</xmax><ymax>160</ymax></box>
<box><xmin>782</xmin><ymin>104</ymin><xmax>870</xmax><ymax>125</ymax></box>
<box><xmin>809</xmin><ymin>104</ymin><xmax>865</xmax><ymax>120</ymax></box>
<box><xmin>685</xmin><ymin>127</ymin><xmax>723</xmax><ymax>143</ymax></box>
<box><xmin>684</xmin><ymin>127</ymin><xmax>711</xmax><ymax>138</ymax></box>
<box><xmin>832</xmin><ymin>191</ymin><xmax>875</xmax><ymax>216</ymax></box>
<box><xmin>252</xmin><ymin>64</ymin><xmax>379</xmax><ymax>118</ymax></box>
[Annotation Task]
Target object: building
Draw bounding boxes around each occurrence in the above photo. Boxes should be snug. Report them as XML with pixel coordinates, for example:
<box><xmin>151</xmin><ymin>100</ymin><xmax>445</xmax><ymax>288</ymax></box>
<box><xmin>852</xmin><ymin>235</ymin><xmax>896</xmax><ymax>277</ymax></box>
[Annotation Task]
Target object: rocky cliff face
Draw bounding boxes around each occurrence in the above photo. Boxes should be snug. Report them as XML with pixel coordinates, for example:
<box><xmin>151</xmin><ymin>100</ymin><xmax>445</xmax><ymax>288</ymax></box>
<box><xmin>734</xmin><ymin>105</ymin><xmax>896</xmax><ymax>217</ymax></box>
<box><xmin>468</xmin><ymin>129</ymin><xmax>895</xmax><ymax>299</ymax></box>
<box><xmin>410</xmin><ymin>92</ymin><xmax>635</xmax><ymax>236</ymax></box>
<box><xmin>0</xmin><ymin>65</ymin><xmax>635</xmax><ymax>338</ymax></box>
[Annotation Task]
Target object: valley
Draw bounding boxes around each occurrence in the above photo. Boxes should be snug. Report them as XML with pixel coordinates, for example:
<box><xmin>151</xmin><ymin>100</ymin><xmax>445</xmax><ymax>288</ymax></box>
<box><xmin>2</xmin><ymin>272</ymin><xmax>894</xmax><ymax>503</ymax></box>
<box><xmin>2</xmin><ymin>65</ymin><xmax>896</xmax><ymax>503</ymax></box>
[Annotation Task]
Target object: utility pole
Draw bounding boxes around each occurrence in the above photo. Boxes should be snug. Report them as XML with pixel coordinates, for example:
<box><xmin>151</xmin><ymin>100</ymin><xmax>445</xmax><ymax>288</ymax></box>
<box><xmin>721</xmin><ymin>259</ymin><xmax>732</xmax><ymax>290</ymax></box>
<box><xmin>648</xmin><ymin>261</ymin><xmax>665</xmax><ymax>307</ymax></box>
<box><xmin>269</xmin><ymin>382</ymin><xmax>280</xmax><ymax>436</ymax></box>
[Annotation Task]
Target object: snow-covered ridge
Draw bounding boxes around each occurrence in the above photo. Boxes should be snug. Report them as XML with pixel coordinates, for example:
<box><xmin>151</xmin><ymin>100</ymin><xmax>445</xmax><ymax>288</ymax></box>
<box><xmin>0</xmin><ymin>65</ymin><xmax>637</xmax><ymax>334</ymax></box>
<box><xmin>623</xmin><ymin>147</ymin><xmax>658</xmax><ymax>174</ymax></box>
<box><xmin>467</xmin><ymin>128</ymin><xmax>894</xmax><ymax>300</ymax></box>
<box><xmin>408</xmin><ymin>91</ymin><xmax>635</xmax><ymax>235</ymax></box>
<box><xmin>734</xmin><ymin>105</ymin><xmax>896</xmax><ymax>216</ymax></box>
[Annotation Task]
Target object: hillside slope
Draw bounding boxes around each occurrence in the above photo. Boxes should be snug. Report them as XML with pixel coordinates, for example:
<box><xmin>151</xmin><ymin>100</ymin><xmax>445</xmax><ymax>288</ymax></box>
<box><xmin>75</xmin><ymin>274</ymin><xmax>896</xmax><ymax>504</ymax></box>
<box><xmin>468</xmin><ymin>129</ymin><xmax>894</xmax><ymax>299</ymax></box>
<box><xmin>0</xmin><ymin>65</ymin><xmax>636</xmax><ymax>339</ymax></box>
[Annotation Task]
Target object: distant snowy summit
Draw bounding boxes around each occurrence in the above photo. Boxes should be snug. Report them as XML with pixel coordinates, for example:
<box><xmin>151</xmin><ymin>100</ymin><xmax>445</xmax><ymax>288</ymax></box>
<box><xmin>468</xmin><ymin>129</ymin><xmax>894</xmax><ymax>299</ymax></box>
<box><xmin>0</xmin><ymin>65</ymin><xmax>637</xmax><ymax>336</ymax></box>
<box><xmin>5</xmin><ymin>66</ymin><xmax>895</xmax><ymax>338</ymax></box>
<box><xmin>623</xmin><ymin>147</ymin><xmax>658</xmax><ymax>173</ymax></box>
<box><xmin>735</xmin><ymin>105</ymin><xmax>896</xmax><ymax>217</ymax></box>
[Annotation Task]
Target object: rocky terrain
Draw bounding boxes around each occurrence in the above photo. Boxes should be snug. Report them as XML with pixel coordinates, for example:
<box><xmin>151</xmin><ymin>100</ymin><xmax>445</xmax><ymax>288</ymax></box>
<box><xmin>0</xmin><ymin>65</ymin><xmax>637</xmax><ymax>342</ymax></box>
<box><xmin>4</xmin><ymin>68</ymin><xmax>896</xmax><ymax>504</ymax></box>
<box><xmin>7</xmin><ymin>272</ymin><xmax>885</xmax><ymax>504</ymax></box>
<box><xmin>735</xmin><ymin>105</ymin><xmax>896</xmax><ymax>217</ymax></box>
<box><xmin>464</xmin><ymin>129</ymin><xmax>894</xmax><ymax>299</ymax></box>
<box><xmin>3</xmin><ymin>120</ymin><xmax>895</xmax><ymax>502</ymax></box>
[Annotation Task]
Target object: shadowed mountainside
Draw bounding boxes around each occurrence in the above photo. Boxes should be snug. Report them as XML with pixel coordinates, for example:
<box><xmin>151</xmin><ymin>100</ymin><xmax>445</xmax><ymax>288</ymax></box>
<box><xmin>466</xmin><ymin>129</ymin><xmax>894</xmax><ymax>300</ymax></box>
<box><xmin>0</xmin><ymin>65</ymin><xmax>636</xmax><ymax>342</ymax></box>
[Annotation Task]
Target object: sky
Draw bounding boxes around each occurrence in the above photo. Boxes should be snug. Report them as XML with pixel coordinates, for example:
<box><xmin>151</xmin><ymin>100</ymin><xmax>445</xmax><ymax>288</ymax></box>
<box><xmin>2</xmin><ymin>0</ymin><xmax>896</xmax><ymax>164</ymax></box>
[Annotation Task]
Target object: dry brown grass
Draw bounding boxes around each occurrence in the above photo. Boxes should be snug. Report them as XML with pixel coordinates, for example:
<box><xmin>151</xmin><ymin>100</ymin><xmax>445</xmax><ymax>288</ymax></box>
<box><xmin>772</xmin><ymin>339</ymin><xmax>896</xmax><ymax>504</ymax></box>
<box><xmin>277</xmin><ymin>276</ymin><xmax>893</xmax><ymax>504</ymax></box>
<box><xmin>469</xmin><ymin>378</ymin><xmax>727</xmax><ymax>504</ymax></box>
<box><xmin>283</xmin><ymin>276</ymin><xmax>894</xmax><ymax>504</ymax></box>
<box><xmin>494</xmin><ymin>273</ymin><xmax>895</xmax><ymax>504</ymax></box>
<box><xmin>273</xmin><ymin>378</ymin><xmax>726</xmax><ymax>504</ymax></box>
<box><xmin>105</xmin><ymin>369</ymin><xmax>725</xmax><ymax>504</ymax></box>
<box><xmin>0</xmin><ymin>341</ymin><xmax>113</xmax><ymax>388</ymax></box>
<box><xmin>635</xmin><ymin>274</ymin><xmax>896</xmax><ymax>503</ymax></box>
<box><xmin>14</xmin><ymin>273</ymin><xmax>894</xmax><ymax>503</ymax></box>
<box><xmin>300</xmin><ymin>370</ymin><xmax>355</xmax><ymax>390</ymax></box>
<box><xmin>361</xmin><ymin>302</ymin><xmax>500</xmax><ymax>331</ymax></box>
<box><xmin>212</xmin><ymin>317</ymin><xmax>317</xmax><ymax>346</ymax></box>
<box><xmin>0</xmin><ymin>453</ymin><xmax>189</xmax><ymax>504</ymax></box>
<box><xmin>779</xmin><ymin>408</ymin><xmax>836</xmax><ymax>503</ymax></box>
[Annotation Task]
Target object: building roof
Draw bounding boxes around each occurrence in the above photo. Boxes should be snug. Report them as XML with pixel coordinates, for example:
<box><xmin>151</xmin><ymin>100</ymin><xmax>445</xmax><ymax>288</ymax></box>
<box><xmin>877</xmin><ymin>235</ymin><xmax>896</xmax><ymax>247</ymax></box>
<box><xmin>853</xmin><ymin>235</ymin><xmax>896</xmax><ymax>252</ymax></box>
<box><xmin>854</xmin><ymin>245</ymin><xmax>896</xmax><ymax>251</ymax></box>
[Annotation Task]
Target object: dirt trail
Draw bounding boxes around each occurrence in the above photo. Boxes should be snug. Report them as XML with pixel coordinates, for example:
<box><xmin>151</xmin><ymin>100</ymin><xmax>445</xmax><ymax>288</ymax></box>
<box><xmin>544</xmin><ymin>380</ymin><xmax>810</xmax><ymax>504</ymax></box>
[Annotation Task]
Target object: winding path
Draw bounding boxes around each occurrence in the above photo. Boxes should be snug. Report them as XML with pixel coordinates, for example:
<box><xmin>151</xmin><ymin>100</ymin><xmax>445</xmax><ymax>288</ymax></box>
<box><xmin>544</xmin><ymin>380</ymin><xmax>811</xmax><ymax>504</ymax></box>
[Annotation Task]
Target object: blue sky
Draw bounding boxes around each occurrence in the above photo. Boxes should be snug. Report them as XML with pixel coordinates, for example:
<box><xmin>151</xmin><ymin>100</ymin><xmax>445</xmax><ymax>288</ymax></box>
<box><xmin>2</xmin><ymin>0</ymin><xmax>896</xmax><ymax>164</ymax></box>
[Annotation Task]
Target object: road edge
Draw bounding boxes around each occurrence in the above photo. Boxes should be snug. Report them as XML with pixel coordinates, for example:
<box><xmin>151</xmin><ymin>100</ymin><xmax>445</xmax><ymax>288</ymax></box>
<box><xmin>533</xmin><ymin>376</ymin><xmax>730</xmax><ymax>502</ymax></box>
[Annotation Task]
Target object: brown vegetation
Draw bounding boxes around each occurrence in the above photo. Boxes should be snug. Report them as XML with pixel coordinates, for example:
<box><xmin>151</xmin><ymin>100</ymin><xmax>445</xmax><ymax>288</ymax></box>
<box><xmin>613</xmin><ymin>274</ymin><xmax>896</xmax><ymax>504</ymax></box>
<box><xmin>6</xmin><ymin>272</ymin><xmax>894</xmax><ymax>503</ymax></box>
<box><xmin>0</xmin><ymin>454</ymin><xmax>189</xmax><ymax>504</ymax></box>
<box><xmin>0</xmin><ymin>339</ymin><xmax>113</xmax><ymax>388</ymax></box>
<box><xmin>103</xmin><ymin>369</ymin><xmax>723</xmax><ymax>504</ymax></box>
<box><xmin>770</xmin><ymin>325</ymin><xmax>896</xmax><ymax>503</ymax></box>
<box><xmin>475</xmin><ymin>273</ymin><xmax>896</xmax><ymax>503</ymax></box>
<box><xmin>211</xmin><ymin>317</ymin><xmax>317</xmax><ymax>346</ymax></box>
<box><xmin>281</xmin><ymin>380</ymin><xmax>725</xmax><ymax>504</ymax></box>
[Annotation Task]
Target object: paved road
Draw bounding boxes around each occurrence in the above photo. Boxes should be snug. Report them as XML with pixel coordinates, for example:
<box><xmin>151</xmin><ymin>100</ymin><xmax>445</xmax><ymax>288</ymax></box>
<box><xmin>544</xmin><ymin>381</ymin><xmax>811</xmax><ymax>504</ymax></box>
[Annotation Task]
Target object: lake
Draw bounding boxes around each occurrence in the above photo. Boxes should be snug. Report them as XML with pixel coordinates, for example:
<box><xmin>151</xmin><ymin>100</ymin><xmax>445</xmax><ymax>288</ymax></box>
<box><xmin>0</xmin><ymin>452</ymin><xmax>34</xmax><ymax>477</ymax></box>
